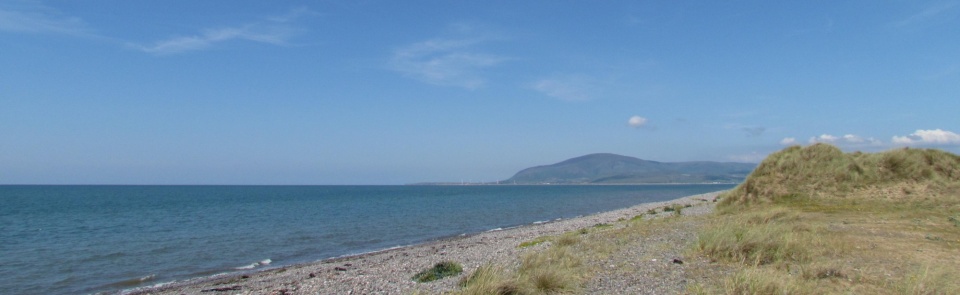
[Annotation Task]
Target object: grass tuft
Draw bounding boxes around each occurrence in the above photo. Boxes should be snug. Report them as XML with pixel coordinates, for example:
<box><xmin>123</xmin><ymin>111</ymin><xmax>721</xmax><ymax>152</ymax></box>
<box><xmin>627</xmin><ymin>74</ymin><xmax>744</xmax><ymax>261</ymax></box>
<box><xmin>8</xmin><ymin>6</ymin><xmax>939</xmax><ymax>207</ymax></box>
<box><xmin>518</xmin><ymin>237</ymin><xmax>549</xmax><ymax>249</ymax></box>
<box><xmin>592</xmin><ymin>223</ymin><xmax>613</xmax><ymax>229</ymax></box>
<box><xmin>457</xmin><ymin>265</ymin><xmax>520</xmax><ymax>295</ymax></box>
<box><xmin>696</xmin><ymin>206</ymin><xmax>825</xmax><ymax>266</ymax></box>
<box><xmin>721</xmin><ymin>268</ymin><xmax>808</xmax><ymax>295</ymax></box>
<box><xmin>518</xmin><ymin>246</ymin><xmax>582</xmax><ymax>293</ymax></box>
<box><xmin>897</xmin><ymin>265</ymin><xmax>960</xmax><ymax>295</ymax></box>
<box><xmin>412</xmin><ymin>261</ymin><xmax>463</xmax><ymax>283</ymax></box>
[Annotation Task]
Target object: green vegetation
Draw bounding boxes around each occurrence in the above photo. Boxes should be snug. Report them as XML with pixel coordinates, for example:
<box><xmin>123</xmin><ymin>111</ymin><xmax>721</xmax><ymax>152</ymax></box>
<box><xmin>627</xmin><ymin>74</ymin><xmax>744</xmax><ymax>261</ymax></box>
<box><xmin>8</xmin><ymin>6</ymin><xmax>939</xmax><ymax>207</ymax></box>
<box><xmin>457</xmin><ymin>233</ymin><xmax>588</xmax><ymax>294</ymax></box>
<box><xmin>518</xmin><ymin>237</ymin><xmax>549</xmax><ymax>249</ymax></box>
<box><xmin>592</xmin><ymin>223</ymin><xmax>613</xmax><ymax>229</ymax></box>
<box><xmin>456</xmin><ymin>144</ymin><xmax>960</xmax><ymax>294</ymax></box>
<box><xmin>662</xmin><ymin>204</ymin><xmax>684</xmax><ymax>215</ymax></box>
<box><xmin>720</xmin><ymin>143</ymin><xmax>960</xmax><ymax>207</ymax></box>
<box><xmin>412</xmin><ymin>261</ymin><xmax>463</xmax><ymax>283</ymax></box>
<box><xmin>692</xmin><ymin>144</ymin><xmax>960</xmax><ymax>294</ymax></box>
<box><xmin>457</xmin><ymin>204</ymin><xmax>695</xmax><ymax>294</ymax></box>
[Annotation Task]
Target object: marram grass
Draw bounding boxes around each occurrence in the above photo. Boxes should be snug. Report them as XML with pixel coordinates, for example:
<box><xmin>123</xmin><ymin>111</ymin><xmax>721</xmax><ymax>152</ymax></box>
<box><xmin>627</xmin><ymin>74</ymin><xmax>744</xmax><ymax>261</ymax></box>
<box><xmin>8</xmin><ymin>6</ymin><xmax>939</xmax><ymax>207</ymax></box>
<box><xmin>694</xmin><ymin>144</ymin><xmax>960</xmax><ymax>294</ymax></box>
<box><xmin>720</xmin><ymin>144</ymin><xmax>960</xmax><ymax>207</ymax></box>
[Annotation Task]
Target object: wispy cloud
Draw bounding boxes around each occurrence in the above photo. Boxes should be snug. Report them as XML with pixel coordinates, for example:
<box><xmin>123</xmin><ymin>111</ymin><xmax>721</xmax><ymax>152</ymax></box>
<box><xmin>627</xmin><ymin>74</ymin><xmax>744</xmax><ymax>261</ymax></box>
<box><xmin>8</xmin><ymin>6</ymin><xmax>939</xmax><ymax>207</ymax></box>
<box><xmin>133</xmin><ymin>26</ymin><xmax>294</xmax><ymax>54</ymax></box>
<box><xmin>722</xmin><ymin>123</ymin><xmax>767</xmax><ymax>137</ymax></box>
<box><xmin>390</xmin><ymin>31</ymin><xmax>506</xmax><ymax>89</ymax></box>
<box><xmin>131</xmin><ymin>8</ymin><xmax>313</xmax><ymax>55</ymax></box>
<box><xmin>893</xmin><ymin>1</ymin><xmax>959</xmax><ymax>27</ymax></box>
<box><xmin>892</xmin><ymin>129</ymin><xmax>960</xmax><ymax>145</ymax></box>
<box><xmin>780</xmin><ymin>137</ymin><xmax>797</xmax><ymax>145</ymax></box>
<box><xmin>530</xmin><ymin>75</ymin><xmax>601</xmax><ymax>101</ymax></box>
<box><xmin>0</xmin><ymin>4</ymin><xmax>92</xmax><ymax>36</ymax></box>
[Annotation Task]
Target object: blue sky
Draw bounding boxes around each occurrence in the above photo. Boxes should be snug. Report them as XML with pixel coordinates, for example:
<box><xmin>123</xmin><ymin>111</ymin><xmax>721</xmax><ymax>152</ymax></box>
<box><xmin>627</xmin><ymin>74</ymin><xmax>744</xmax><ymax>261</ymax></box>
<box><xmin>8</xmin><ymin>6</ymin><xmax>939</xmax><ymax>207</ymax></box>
<box><xmin>2</xmin><ymin>1</ymin><xmax>959</xmax><ymax>184</ymax></box>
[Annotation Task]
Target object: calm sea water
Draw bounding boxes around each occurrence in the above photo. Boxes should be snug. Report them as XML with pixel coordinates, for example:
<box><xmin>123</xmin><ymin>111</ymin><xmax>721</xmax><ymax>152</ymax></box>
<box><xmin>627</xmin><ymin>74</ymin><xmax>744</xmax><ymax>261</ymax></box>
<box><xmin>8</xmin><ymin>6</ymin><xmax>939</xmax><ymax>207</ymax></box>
<box><xmin>0</xmin><ymin>184</ymin><xmax>733</xmax><ymax>294</ymax></box>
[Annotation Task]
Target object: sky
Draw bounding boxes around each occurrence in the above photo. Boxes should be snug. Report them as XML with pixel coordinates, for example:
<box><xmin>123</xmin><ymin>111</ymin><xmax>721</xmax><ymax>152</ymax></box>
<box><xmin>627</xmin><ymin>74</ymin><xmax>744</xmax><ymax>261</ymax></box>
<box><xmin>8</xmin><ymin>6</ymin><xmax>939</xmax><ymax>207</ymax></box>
<box><xmin>2</xmin><ymin>0</ymin><xmax>959</xmax><ymax>185</ymax></box>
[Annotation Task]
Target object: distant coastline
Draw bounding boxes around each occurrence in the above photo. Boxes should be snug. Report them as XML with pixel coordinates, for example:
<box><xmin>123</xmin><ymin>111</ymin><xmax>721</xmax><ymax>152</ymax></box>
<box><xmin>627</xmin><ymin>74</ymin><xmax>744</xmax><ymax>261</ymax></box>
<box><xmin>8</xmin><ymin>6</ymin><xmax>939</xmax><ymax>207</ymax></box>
<box><xmin>407</xmin><ymin>182</ymin><xmax>742</xmax><ymax>186</ymax></box>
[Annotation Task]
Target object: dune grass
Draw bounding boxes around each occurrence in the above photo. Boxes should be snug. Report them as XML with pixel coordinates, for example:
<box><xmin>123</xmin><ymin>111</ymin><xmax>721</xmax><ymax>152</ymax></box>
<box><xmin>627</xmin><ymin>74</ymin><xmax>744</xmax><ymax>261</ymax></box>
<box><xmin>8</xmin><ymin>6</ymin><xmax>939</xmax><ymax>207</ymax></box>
<box><xmin>692</xmin><ymin>144</ymin><xmax>960</xmax><ymax>294</ymax></box>
<box><xmin>459</xmin><ymin>144</ymin><xmax>959</xmax><ymax>294</ymax></box>
<box><xmin>457</xmin><ymin>232</ymin><xmax>589</xmax><ymax>294</ymax></box>
<box><xmin>456</xmin><ymin>203</ymin><xmax>697</xmax><ymax>294</ymax></box>
<box><xmin>720</xmin><ymin>144</ymin><xmax>960</xmax><ymax>207</ymax></box>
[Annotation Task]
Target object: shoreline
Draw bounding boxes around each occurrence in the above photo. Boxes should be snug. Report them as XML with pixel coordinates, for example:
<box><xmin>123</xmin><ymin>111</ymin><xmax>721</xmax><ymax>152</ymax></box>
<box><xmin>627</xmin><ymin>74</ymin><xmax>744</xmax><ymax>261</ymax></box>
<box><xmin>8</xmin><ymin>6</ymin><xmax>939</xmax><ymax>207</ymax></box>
<box><xmin>125</xmin><ymin>190</ymin><xmax>725</xmax><ymax>295</ymax></box>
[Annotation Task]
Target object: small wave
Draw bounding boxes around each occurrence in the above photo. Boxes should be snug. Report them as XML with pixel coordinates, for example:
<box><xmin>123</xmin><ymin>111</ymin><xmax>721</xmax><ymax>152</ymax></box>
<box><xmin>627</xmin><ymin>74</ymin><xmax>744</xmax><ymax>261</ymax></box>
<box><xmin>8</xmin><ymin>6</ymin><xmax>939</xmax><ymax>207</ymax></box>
<box><xmin>102</xmin><ymin>274</ymin><xmax>157</xmax><ymax>289</ymax></box>
<box><xmin>119</xmin><ymin>278</ymin><xmax>181</xmax><ymax>295</ymax></box>
<box><xmin>139</xmin><ymin>274</ymin><xmax>156</xmax><ymax>282</ymax></box>
<box><xmin>486</xmin><ymin>228</ymin><xmax>503</xmax><ymax>232</ymax></box>
<box><xmin>235</xmin><ymin>258</ymin><xmax>272</xmax><ymax>270</ymax></box>
<box><xmin>532</xmin><ymin>220</ymin><xmax>547</xmax><ymax>224</ymax></box>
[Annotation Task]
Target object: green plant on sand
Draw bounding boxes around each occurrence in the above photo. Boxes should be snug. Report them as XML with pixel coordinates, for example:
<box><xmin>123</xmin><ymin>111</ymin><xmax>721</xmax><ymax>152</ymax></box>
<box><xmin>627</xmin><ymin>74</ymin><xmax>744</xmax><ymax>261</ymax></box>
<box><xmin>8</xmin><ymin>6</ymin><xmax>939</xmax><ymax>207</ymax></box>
<box><xmin>412</xmin><ymin>261</ymin><xmax>463</xmax><ymax>283</ymax></box>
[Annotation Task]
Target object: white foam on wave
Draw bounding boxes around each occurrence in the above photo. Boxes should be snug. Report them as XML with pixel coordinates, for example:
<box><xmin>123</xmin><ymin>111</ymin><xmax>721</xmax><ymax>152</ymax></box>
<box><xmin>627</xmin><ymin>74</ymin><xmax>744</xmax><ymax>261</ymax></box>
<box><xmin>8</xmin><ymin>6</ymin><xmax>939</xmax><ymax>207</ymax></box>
<box><xmin>139</xmin><ymin>274</ymin><xmax>156</xmax><ymax>282</ymax></box>
<box><xmin>235</xmin><ymin>258</ymin><xmax>272</xmax><ymax>270</ymax></box>
<box><xmin>486</xmin><ymin>227</ymin><xmax>503</xmax><ymax>232</ymax></box>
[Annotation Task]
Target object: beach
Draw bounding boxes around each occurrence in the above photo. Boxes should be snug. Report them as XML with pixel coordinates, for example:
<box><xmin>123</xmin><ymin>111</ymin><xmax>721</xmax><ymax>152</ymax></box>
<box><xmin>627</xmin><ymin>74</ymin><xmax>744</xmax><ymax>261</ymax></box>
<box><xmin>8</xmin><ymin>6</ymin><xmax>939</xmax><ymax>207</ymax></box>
<box><xmin>128</xmin><ymin>191</ymin><xmax>723</xmax><ymax>295</ymax></box>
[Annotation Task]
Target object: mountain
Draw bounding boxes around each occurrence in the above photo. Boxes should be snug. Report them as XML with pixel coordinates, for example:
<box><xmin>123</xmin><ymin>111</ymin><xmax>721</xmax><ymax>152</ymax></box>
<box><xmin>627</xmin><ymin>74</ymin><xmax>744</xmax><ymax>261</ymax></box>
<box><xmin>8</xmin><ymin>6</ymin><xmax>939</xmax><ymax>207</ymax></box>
<box><xmin>504</xmin><ymin>153</ymin><xmax>756</xmax><ymax>184</ymax></box>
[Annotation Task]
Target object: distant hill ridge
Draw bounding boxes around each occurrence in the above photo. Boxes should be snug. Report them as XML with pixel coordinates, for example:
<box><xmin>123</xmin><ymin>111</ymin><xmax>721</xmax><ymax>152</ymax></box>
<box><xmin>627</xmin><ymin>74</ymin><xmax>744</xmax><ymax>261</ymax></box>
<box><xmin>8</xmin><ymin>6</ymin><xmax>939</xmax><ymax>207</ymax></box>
<box><xmin>504</xmin><ymin>153</ymin><xmax>756</xmax><ymax>184</ymax></box>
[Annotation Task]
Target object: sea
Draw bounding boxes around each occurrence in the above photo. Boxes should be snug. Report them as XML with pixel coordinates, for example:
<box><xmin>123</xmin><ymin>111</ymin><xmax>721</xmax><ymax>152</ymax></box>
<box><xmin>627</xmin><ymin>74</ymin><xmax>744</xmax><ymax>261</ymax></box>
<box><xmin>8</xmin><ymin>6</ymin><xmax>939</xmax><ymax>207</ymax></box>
<box><xmin>0</xmin><ymin>184</ymin><xmax>735</xmax><ymax>295</ymax></box>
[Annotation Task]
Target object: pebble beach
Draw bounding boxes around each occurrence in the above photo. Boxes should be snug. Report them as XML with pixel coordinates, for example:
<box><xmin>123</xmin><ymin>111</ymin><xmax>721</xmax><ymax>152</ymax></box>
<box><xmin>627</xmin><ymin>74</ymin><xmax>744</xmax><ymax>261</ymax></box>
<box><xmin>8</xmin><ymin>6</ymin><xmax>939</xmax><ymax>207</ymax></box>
<box><xmin>127</xmin><ymin>191</ymin><xmax>724</xmax><ymax>295</ymax></box>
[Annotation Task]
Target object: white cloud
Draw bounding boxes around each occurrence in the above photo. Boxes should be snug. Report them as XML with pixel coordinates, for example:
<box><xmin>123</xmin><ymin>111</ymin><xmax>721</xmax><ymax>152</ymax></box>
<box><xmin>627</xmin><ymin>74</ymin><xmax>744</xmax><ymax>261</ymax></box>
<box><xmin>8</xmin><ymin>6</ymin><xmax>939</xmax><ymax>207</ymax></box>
<box><xmin>132</xmin><ymin>8</ymin><xmax>310</xmax><ymax>55</ymax></box>
<box><xmin>805</xmin><ymin>133</ymin><xmax>883</xmax><ymax>146</ymax></box>
<box><xmin>530</xmin><ymin>75</ymin><xmax>599</xmax><ymax>101</ymax></box>
<box><xmin>0</xmin><ymin>5</ymin><xmax>91</xmax><ymax>36</ymax></box>
<box><xmin>627</xmin><ymin>116</ymin><xmax>647</xmax><ymax>128</ymax></box>
<box><xmin>780</xmin><ymin>137</ymin><xmax>797</xmax><ymax>145</ymax></box>
<box><xmin>842</xmin><ymin>134</ymin><xmax>865</xmax><ymax>143</ymax></box>
<box><xmin>892</xmin><ymin>129</ymin><xmax>960</xmax><ymax>145</ymax></box>
<box><xmin>808</xmin><ymin>134</ymin><xmax>839</xmax><ymax>144</ymax></box>
<box><xmin>390</xmin><ymin>32</ymin><xmax>506</xmax><ymax>89</ymax></box>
